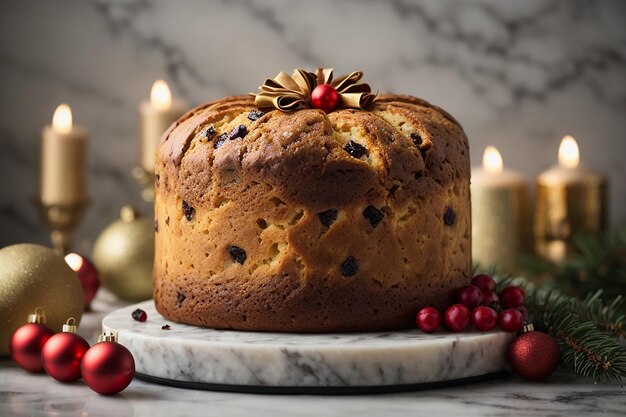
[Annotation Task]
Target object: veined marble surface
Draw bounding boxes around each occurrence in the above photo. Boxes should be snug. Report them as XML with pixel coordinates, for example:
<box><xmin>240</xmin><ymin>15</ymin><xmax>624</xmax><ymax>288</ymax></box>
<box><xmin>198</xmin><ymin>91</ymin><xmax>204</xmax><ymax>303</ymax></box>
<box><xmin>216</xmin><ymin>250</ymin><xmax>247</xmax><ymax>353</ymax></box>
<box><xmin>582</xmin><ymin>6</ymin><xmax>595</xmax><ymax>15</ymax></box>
<box><xmin>1</xmin><ymin>291</ymin><xmax>625</xmax><ymax>417</ymax></box>
<box><xmin>0</xmin><ymin>0</ymin><xmax>625</xmax><ymax>250</ymax></box>
<box><xmin>1</xmin><ymin>361</ymin><xmax>625</xmax><ymax>417</ymax></box>
<box><xmin>102</xmin><ymin>301</ymin><xmax>514</xmax><ymax>388</ymax></box>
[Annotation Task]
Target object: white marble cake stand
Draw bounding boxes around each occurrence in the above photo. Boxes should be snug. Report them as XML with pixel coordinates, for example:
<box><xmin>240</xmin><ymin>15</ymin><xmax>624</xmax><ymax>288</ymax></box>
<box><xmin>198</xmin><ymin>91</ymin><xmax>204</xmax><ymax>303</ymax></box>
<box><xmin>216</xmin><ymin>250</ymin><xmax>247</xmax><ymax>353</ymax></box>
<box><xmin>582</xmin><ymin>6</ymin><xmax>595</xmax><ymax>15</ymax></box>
<box><xmin>102</xmin><ymin>301</ymin><xmax>515</xmax><ymax>394</ymax></box>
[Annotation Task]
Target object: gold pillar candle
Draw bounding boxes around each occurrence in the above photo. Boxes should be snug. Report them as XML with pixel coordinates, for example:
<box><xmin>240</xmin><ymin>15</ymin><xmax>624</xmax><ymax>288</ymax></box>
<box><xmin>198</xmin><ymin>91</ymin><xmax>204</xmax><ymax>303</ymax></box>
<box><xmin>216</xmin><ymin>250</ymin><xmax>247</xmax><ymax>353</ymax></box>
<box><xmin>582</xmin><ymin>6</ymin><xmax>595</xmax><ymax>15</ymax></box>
<box><xmin>534</xmin><ymin>135</ymin><xmax>607</xmax><ymax>262</ymax></box>
<box><xmin>471</xmin><ymin>146</ymin><xmax>530</xmax><ymax>273</ymax></box>
<box><xmin>139</xmin><ymin>80</ymin><xmax>185</xmax><ymax>174</ymax></box>
<box><xmin>40</xmin><ymin>104</ymin><xmax>88</xmax><ymax>205</ymax></box>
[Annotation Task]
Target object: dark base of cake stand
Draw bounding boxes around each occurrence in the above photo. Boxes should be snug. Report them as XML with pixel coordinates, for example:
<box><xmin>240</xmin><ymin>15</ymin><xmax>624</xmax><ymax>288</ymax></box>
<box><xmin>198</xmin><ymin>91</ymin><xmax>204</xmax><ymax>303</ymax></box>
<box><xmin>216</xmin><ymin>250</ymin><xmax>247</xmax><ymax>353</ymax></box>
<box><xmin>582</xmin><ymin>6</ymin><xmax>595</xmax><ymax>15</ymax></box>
<box><xmin>135</xmin><ymin>371</ymin><xmax>509</xmax><ymax>395</ymax></box>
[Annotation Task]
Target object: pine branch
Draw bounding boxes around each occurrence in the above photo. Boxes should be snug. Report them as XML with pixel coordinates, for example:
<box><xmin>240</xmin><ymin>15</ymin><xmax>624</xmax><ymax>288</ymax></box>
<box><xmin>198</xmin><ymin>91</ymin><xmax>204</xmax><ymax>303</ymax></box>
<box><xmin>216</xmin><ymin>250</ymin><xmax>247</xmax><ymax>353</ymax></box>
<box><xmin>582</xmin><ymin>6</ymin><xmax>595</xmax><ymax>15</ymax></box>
<box><xmin>521</xmin><ymin>226</ymin><xmax>626</xmax><ymax>305</ymax></box>
<box><xmin>579</xmin><ymin>291</ymin><xmax>626</xmax><ymax>339</ymax></box>
<box><xmin>496</xmin><ymin>277</ymin><xmax>626</xmax><ymax>383</ymax></box>
<box><xmin>541</xmin><ymin>291</ymin><xmax>626</xmax><ymax>383</ymax></box>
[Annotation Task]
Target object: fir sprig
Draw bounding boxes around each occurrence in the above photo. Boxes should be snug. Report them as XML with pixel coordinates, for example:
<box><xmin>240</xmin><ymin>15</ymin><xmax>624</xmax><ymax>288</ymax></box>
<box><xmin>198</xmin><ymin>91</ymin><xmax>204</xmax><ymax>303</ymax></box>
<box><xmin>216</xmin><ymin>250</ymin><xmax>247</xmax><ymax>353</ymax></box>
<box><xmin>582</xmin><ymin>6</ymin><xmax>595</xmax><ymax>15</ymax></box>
<box><xmin>579</xmin><ymin>291</ymin><xmax>626</xmax><ymax>339</ymax></box>
<box><xmin>522</xmin><ymin>226</ymin><xmax>626</xmax><ymax>305</ymax></box>
<box><xmin>497</xmin><ymin>277</ymin><xmax>626</xmax><ymax>383</ymax></box>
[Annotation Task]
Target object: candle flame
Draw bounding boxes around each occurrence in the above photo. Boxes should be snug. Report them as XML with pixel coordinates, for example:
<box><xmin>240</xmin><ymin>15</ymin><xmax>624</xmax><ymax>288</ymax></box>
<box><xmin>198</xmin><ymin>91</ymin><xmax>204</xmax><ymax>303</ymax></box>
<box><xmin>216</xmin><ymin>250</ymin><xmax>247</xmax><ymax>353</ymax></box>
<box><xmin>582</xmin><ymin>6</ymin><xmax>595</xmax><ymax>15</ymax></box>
<box><xmin>150</xmin><ymin>80</ymin><xmax>172</xmax><ymax>111</ymax></box>
<box><xmin>558</xmin><ymin>135</ymin><xmax>579</xmax><ymax>169</ymax></box>
<box><xmin>482</xmin><ymin>146</ymin><xmax>503</xmax><ymax>174</ymax></box>
<box><xmin>52</xmin><ymin>104</ymin><xmax>73</xmax><ymax>134</ymax></box>
<box><xmin>65</xmin><ymin>253</ymin><xmax>83</xmax><ymax>271</ymax></box>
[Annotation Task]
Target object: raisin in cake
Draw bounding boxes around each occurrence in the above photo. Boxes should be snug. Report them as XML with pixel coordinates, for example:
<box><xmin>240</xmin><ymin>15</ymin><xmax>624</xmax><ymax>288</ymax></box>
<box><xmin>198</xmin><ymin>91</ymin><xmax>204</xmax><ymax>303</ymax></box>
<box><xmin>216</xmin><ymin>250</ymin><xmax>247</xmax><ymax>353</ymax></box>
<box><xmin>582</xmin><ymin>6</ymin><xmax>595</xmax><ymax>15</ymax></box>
<box><xmin>153</xmin><ymin>82</ymin><xmax>471</xmax><ymax>332</ymax></box>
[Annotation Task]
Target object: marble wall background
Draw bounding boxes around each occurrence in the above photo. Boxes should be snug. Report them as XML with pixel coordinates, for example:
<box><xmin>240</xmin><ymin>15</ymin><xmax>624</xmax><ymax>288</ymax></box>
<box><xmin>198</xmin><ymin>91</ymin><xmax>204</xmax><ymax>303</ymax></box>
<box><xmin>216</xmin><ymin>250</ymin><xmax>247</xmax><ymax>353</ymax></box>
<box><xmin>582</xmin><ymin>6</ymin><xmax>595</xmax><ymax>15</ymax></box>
<box><xmin>0</xmin><ymin>0</ymin><xmax>625</xmax><ymax>250</ymax></box>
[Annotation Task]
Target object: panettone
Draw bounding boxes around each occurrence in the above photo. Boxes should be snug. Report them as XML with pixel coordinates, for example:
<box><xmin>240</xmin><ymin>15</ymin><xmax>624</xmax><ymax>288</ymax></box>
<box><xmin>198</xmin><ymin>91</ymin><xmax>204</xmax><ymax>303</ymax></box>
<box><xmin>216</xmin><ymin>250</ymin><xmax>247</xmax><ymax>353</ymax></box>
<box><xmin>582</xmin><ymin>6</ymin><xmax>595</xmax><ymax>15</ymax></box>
<box><xmin>153</xmin><ymin>69</ymin><xmax>471</xmax><ymax>332</ymax></box>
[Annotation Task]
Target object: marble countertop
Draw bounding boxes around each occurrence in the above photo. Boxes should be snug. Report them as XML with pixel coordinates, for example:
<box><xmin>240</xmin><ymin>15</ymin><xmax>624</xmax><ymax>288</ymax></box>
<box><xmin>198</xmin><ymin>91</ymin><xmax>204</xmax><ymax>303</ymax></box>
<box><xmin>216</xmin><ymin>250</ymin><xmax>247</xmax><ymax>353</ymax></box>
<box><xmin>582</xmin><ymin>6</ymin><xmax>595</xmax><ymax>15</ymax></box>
<box><xmin>1</xmin><ymin>291</ymin><xmax>624</xmax><ymax>417</ymax></box>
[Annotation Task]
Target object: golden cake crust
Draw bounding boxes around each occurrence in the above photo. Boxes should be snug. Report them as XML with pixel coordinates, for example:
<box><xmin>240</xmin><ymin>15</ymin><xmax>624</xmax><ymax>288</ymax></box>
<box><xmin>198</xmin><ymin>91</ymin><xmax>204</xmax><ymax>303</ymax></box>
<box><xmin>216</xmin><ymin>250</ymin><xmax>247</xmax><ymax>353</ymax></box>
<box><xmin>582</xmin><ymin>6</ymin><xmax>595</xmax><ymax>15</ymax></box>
<box><xmin>153</xmin><ymin>94</ymin><xmax>471</xmax><ymax>332</ymax></box>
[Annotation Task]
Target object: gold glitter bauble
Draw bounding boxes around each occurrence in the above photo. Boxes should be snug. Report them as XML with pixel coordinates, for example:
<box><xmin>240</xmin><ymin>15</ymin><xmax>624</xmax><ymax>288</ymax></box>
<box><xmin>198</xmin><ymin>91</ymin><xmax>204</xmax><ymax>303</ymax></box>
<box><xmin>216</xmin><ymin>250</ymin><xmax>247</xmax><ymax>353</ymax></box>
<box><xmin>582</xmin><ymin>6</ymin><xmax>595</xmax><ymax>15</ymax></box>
<box><xmin>92</xmin><ymin>206</ymin><xmax>154</xmax><ymax>301</ymax></box>
<box><xmin>0</xmin><ymin>243</ymin><xmax>84</xmax><ymax>356</ymax></box>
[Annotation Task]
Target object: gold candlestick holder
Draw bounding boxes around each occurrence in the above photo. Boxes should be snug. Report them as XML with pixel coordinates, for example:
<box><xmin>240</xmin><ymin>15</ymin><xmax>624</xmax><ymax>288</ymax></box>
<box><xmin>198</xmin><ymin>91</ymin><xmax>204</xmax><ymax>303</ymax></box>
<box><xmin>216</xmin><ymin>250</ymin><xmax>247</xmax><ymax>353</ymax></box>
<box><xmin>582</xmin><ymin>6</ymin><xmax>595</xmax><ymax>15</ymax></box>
<box><xmin>132</xmin><ymin>166</ymin><xmax>155</xmax><ymax>202</ymax></box>
<box><xmin>34</xmin><ymin>199</ymin><xmax>88</xmax><ymax>255</ymax></box>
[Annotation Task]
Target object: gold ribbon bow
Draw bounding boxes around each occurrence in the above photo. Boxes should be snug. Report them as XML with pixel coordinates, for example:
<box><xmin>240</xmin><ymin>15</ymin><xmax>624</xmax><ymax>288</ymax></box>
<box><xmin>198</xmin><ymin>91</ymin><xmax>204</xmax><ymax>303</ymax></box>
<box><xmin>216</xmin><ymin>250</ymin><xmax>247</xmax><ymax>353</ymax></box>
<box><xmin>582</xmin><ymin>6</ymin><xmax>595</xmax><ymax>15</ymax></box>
<box><xmin>254</xmin><ymin>68</ymin><xmax>377</xmax><ymax>112</ymax></box>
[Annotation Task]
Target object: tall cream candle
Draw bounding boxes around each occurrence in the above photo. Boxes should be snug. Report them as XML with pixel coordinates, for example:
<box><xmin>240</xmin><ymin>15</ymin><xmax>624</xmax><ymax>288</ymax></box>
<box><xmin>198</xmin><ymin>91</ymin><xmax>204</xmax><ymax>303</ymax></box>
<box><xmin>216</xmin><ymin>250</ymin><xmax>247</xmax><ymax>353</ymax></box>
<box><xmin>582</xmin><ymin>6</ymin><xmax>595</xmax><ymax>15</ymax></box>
<box><xmin>40</xmin><ymin>104</ymin><xmax>88</xmax><ymax>205</ymax></box>
<box><xmin>534</xmin><ymin>135</ymin><xmax>607</xmax><ymax>262</ymax></box>
<box><xmin>139</xmin><ymin>80</ymin><xmax>185</xmax><ymax>174</ymax></box>
<box><xmin>471</xmin><ymin>146</ymin><xmax>530</xmax><ymax>273</ymax></box>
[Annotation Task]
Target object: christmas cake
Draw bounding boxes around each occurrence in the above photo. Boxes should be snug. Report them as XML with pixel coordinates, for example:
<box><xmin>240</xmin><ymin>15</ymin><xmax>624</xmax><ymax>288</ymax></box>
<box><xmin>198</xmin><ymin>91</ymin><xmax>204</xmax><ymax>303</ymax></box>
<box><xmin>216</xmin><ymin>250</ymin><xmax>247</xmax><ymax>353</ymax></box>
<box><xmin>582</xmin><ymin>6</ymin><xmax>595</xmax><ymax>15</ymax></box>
<box><xmin>153</xmin><ymin>68</ymin><xmax>471</xmax><ymax>331</ymax></box>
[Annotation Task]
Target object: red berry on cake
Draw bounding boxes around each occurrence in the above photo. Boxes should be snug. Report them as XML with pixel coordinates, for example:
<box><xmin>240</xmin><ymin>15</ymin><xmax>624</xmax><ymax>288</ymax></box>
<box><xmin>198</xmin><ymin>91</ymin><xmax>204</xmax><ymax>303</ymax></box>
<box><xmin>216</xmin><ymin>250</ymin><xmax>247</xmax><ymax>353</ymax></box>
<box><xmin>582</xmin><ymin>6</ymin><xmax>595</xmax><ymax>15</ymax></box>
<box><xmin>416</xmin><ymin>307</ymin><xmax>441</xmax><ymax>333</ymax></box>
<box><xmin>455</xmin><ymin>285</ymin><xmax>483</xmax><ymax>309</ymax></box>
<box><xmin>310</xmin><ymin>84</ymin><xmax>340</xmax><ymax>113</ymax></box>
<box><xmin>471</xmin><ymin>306</ymin><xmax>498</xmax><ymax>331</ymax></box>
<box><xmin>499</xmin><ymin>308</ymin><xmax>524</xmax><ymax>332</ymax></box>
<box><xmin>444</xmin><ymin>304</ymin><xmax>470</xmax><ymax>332</ymax></box>
<box><xmin>499</xmin><ymin>286</ymin><xmax>525</xmax><ymax>309</ymax></box>
<box><xmin>471</xmin><ymin>274</ymin><xmax>496</xmax><ymax>292</ymax></box>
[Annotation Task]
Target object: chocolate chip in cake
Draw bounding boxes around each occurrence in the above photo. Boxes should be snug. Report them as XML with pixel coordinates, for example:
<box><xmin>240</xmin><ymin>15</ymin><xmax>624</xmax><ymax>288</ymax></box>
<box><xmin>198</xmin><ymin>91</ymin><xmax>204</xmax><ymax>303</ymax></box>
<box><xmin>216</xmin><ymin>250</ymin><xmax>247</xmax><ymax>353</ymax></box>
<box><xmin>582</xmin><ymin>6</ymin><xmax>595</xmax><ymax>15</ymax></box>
<box><xmin>229</xmin><ymin>125</ymin><xmax>248</xmax><ymax>140</ymax></box>
<box><xmin>318</xmin><ymin>209</ymin><xmax>338</xmax><ymax>227</ymax></box>
<box><xmin>343</xmin><ymin>140</ymin><xmax>367</xmax><ymax>159</ymax></box>
<box><xmin>363</xmin><ymin>205</ymin><xmax>385</xmax><ymax>226</ymax></box>
<box><xmin>182</xmin><ymin>200</ymin><xmax>195</xmax><ymax>221</ymax></box>
<box><xmin>165</xmin><ymin>216</ymin><xmax>170</xmax><ymax>226</ymax></box>
<box><xmin>176</xmin><ymin>291</ymin><xmax>186</xmax><ymax>307</ymax></box>
<box><xmin>205</xmin><ymin>125</ymin><xmax>216</xmax><ymax>139</ymax></box>
<box><xmin>410</xmin><ymin>132</ymin><xmax>423</xmax><ymax>147</ymax></box>
<box><xmin>444</xmin><ymin>207</ymin><xmax>456</xmax><ymax>226</ymax></box>
<box><xmin>341</xmin><ymin>256</ymin><xmax>358</xmax><ymax>277</ymax></box>
<box><xmin>248</xmin><ymin>110</ymin><xmax>265</xmax><ymax>121</ymax></box>
<box><xmin>214</xmin><ymin>133</ymin><xmax>229</xmax><ymax>149</ymax></box>
<box><xmin>154</xmin><ymin>218</ymin><xmax>159</xmax><ymax>232</ymax></box>
<box><xmin>228</xmin><ymin>245</ymin><xmax>247</xmax><ymax>264</ymax></box>
<box><xmin>215</xmin><ymin>125</ymin><xmax>248</xmax><ymax>149</ymax></box>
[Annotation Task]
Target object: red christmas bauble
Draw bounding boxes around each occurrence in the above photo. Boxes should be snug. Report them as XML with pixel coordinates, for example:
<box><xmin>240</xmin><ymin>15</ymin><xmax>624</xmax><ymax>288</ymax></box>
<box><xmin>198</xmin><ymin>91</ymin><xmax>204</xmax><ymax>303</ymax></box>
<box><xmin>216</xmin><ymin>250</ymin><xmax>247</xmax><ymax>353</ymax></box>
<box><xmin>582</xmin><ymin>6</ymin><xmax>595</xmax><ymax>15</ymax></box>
<box><xmin>10</xmin><ymin>323</ymin><xmax>55</xmax><ymax>372</ymax></box>
<box><xmin>42</xmin><ymin>332</ymin><xmax>90</xmax><ymax>382</ymax></box>
<box><xmin>65</xmin><ymin>253</ymin><xmax>100</xmax><ymax>310</ymax></box>
<box><xmin>81</xmin><ymin>341</ymin><xmax>135</xmax><ymax>395</ymax></box>
<box><xmin>508</xmin><ymin>330</ymin><xmax>560</xmax><ymax>381</ymax></box>
<box><xmin>310</xmin><ymin>84</ymin><xmax>339</xmax><ymax>113</ymax></box>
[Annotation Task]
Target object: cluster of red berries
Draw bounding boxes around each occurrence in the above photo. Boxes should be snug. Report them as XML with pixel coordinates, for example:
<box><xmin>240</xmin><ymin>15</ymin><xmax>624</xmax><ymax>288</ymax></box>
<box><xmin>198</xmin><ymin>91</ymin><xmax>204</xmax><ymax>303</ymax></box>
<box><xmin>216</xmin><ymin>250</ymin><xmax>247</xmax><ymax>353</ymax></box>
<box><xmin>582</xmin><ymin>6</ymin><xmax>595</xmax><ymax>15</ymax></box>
<box><xmin>416</xmin><ymin>274</ymin><xmax>526</xmax><ymax>333</ymax></box>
